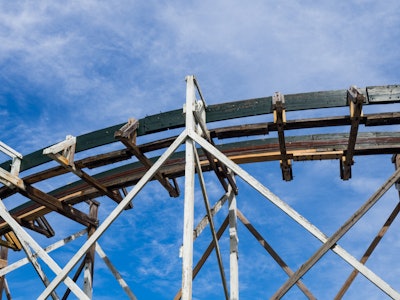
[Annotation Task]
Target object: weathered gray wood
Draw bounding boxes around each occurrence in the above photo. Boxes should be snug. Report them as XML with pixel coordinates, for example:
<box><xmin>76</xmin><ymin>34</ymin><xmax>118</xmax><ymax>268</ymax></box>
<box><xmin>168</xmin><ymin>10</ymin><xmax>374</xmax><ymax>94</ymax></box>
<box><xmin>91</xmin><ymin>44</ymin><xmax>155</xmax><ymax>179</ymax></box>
<box><xmin>367</xmin><ymin>85</ymin><xmax>400</xmax><ymax>103</ymax></box>
<box><xmin>272</xmin><ymin>167</ymin><xmax>400</xmax><ymax>299</ymax></box>
<box><xmin>237</xmin><ymin>210</ymin><xmax>316</xmax><ymax>300</ymax></box>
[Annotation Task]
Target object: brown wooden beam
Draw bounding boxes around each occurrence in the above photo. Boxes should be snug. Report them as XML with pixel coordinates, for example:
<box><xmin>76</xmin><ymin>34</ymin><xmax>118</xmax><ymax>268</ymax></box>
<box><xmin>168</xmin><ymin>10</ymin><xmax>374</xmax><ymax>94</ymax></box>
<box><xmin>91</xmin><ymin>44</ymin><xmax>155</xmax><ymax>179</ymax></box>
<box><xmin>334</xmin><ymin>201</ymin><xmax>400</xmax><ymax>299</ymax></box>
<box><xmin>0</xmin><ymin>168</ymin><xmax>97</xmax><ymax>228</ymax></box>
<box><xmin>273</xmin><ymin>92</ymin><xmax>293</xmax><ymax>181</ymax></box>
<box><xmin>335</xmin><ymin>155</ymin><xmax>400</xmax><ymax>298</ymax></box>
<box><xmin>115</xmin><ymin>119</ymin><xmax>180</xmax><ymax>198</ymax></box>
<box><xmin>237</xmin><ymin>210</ymin><xmax>316</xmax><ymax>299</ymax></box>
<box><xmin>44</xmin><ymin>137</ymin><xmax>128</xmax><ymax>208</ymax></box>
<box><xmin>22</xmin><ymin>185</ymin><xmax>98</xmax><ymax>228</ymax></box>
<box><xmin>341</xmin><ymin>86</ymin><xmax>365</xmax><ymax>180</ymax></box>
<box><xmin>20</xmin><ymin>216</ymin><xmax>55</xmax><ymax>238</ymax></box>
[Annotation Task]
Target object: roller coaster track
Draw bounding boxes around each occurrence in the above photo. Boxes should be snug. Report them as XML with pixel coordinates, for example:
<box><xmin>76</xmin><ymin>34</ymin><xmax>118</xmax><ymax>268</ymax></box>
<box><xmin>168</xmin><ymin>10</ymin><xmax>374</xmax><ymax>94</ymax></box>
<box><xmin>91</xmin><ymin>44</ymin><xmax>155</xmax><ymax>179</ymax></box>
<box><xmin>0</xmin><ymin>81</ymin><xmax>399</xmax><ymax>299</ymax></box>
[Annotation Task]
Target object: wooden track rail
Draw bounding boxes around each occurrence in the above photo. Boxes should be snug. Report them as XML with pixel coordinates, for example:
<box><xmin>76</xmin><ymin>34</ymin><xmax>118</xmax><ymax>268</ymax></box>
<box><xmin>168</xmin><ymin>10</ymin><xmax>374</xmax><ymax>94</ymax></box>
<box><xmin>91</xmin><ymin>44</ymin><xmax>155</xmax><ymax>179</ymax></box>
<box><xmin>0</xmin><ymin>84</ymin><xmax>399</xmax><ymax>238</ymax></box>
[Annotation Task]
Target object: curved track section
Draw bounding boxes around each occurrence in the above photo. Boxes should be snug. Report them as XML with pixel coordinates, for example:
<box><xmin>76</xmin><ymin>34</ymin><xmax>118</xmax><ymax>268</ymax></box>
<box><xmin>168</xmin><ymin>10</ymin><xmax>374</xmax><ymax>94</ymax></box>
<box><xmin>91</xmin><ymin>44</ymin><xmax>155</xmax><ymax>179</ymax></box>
<box><xmin>0</xmin><ymin>82</ymin><xmax>399</xmax><ymax>298</ymax></box>
<box><xmin>0</xmin><ymin>84</ymin><xmax>399</xmax><ymax>235</ymax></box>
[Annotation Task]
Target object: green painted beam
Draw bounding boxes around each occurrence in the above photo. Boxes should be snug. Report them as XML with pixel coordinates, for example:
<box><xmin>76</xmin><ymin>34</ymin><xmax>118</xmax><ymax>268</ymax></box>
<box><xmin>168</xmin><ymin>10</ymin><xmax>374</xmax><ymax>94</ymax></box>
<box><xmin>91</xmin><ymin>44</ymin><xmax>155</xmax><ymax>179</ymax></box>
<box><xmin>1</xmin><ymin>85</ymin><xmax>398</xmax><ymax>173</ymax></box>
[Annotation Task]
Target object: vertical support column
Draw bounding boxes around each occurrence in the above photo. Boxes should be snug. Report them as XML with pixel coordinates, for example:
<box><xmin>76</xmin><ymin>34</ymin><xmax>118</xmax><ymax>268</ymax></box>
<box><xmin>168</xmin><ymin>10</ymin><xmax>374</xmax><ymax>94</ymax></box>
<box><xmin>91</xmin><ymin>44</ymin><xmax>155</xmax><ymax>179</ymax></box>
<box><xmin>394</xmin><ymin>154</ymin><xmax>400</xmax><ymax>193</ymax></box>
<box><xmin>181</xmin><ymin>75</ymin><xmax>196</xmax><ymax>300</ymax></box>
<box><xmin>228</xmin><ymin>182</ymin><xmax>239</xmax><ymax>300</ymax></box>
<box><xmin>83</xmin><ymin>201</ymin><xmax>98</xmax><ymax>299</ymax></box>
<box><xmin>0</xmin><ymin>246</ymin><xmax>8</xmax><ymax>300</ymax></box>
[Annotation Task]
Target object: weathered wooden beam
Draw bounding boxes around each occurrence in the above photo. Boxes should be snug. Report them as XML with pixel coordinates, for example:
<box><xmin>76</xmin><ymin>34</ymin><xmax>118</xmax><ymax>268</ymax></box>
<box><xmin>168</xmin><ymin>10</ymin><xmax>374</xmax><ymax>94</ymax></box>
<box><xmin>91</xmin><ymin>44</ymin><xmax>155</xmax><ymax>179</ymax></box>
<box><xmin>62</xmin><ymin>201</ymin><xmax>98</xmax><ymax>300</ymax></box>
<box><xmin>237</xmin><ymin>210</ymin><xmax>316</xmax><ymax>299</ymax></box>
<box><xmin>174</xmin><ymin>216</ymin><xmax>229</xmax><ymax>300</ymax></box>
<box><xmin>1</xmin><ymin>131</ymin><xmax>400</xmax><ymax>233</ymax></box>
<box><xmin>20</xmin><ymin>216</ymin><xmax>55</xmax><ymax>238</ymax></box>
<box><xmin>341</xmin><ymin>86</ymin><xmax>365</xmax><ymax>180</ymax></box>
<box><xmin>22</xmin><ymin>185</ymin><xmax>98</xmax><ymax>228</ymax></box>
<box><xmin>0</xmin><ymin>245</ymin><xmax>9</xmax><ymax>300</ymax></box>
<box><xmin>115</xmin><ymin>119</ymin><xmax>180</xmax><ymax>198</ymax></box>
<box><xmin>273</xmin><ymin>92</ymin><xmax>293</xmax><ymax>181</ymax></box>
<box><xmin>334</xmin><ymin>201</ymin><xmax>400</xmax><ymax>299</ymax></box>
<box><xmin>335</xmin><ymin>155</ymin><xmax>400</xmax><ymax>298</ymax></box>
<box><xmin>272</xmin><ymin>166</ymin><xmax>400</xmax><ymax>298</ymax></box>
<box><xmin>44</xmin><ymin>135</ymin><xmax>126</xmax><ymax>208</ymax></box>
<box><xmin>194</xmin><ymin>145</ymin><xmax>229</xmax><ymax>300</ymax></box>
<box><xmin>195</xmin><ymin>107</ymin><xmax>238</xmax><ymax>194</ymax></box>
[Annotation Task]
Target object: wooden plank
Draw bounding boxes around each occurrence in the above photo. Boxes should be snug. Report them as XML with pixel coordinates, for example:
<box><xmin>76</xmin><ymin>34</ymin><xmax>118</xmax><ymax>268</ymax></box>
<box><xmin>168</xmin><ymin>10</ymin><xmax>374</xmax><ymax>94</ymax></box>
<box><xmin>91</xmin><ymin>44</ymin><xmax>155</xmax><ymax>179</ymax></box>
<box><xmin>237</xmin><ymin>210</ymin><xmax>316</xmax><ymax>299</ymax></box>
<box><xmin>367</xmin><ymin>85</ymin><xmax>400</xmax><ymax>103</ymax></box>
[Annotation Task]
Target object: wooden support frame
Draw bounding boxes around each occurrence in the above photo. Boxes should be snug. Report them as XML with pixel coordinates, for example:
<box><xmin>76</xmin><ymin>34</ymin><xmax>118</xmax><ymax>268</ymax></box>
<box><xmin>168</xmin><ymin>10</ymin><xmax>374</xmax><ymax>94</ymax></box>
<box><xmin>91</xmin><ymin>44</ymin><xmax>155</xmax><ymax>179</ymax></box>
<box><xmin>174</xmin><ymin>216</ymin><xmax>229</xmax><ymax>300</ymax></box>
<box><xmin>0</xmin><ymin>143</ymin><xmax>97</xmax><ymax>229</ymax></box>
<box><xmin>95</xmin><ymin>243</ymin><xmax>137</xmax><ymax>299</ymax></box>
<box><xmin>341</xmin><ymin>86</ymin><xmax>365</xmax><ymax>180</ymax></box>
<box><xmin>0</xmin><ymin>245</ymin><xmax>9</xmax><ymax>300</ymax></box>
<box><xmin>335</xmin><ymin>155</ymin><xmax>400</xmax><ymax>298</ymax></box>
<box><xmin>193</xmin><ymin>142</ymin><xmax>229</xmax><ymax>300</ymax></box>
<box><xmin>20</xmin><ymin>216</ymin><xmax>55</xmax><ymax>238</ymax></box>
<box><xmin>272</xmin><ymin>167</ymin><xmax>400</xmax><ymax>298</ymax></box>
<box><xmin>272</xmin><ymin>92</ymin><xmax>293</xmax><ymax>181</ymax></box>
<box><xmin>193</xmin><ymin>90</ymin><xmax>239</xmax><ymax>195</ymax></box>
<box><xmin>237</xmin><ymin>210</ymin><xmax>316</xmax><ymax>299</ymax></box>
<box><xmin>43</xmin><ymin>136</ymin><xmax>128</xmax><ymax>208</ymax></box>
<box><xmin>115</xmin><ymin>118</ymin><xmax>180</xmax><ymax>198</ymax></box>
<box><xmin>190</xmin><ymin>129</ymin><xmax>400</xmax><ymax>298</ymax></box>
<box><xmin>0</xmin><ymin>81</ymin><xmax>399</xmax><ymax>299</ymax></box>
<box><xmin>0</xmin><ymin>200</ymin><xmax>90</xmax><ymax>299</ymax></box>
<box><xmin>0</xmin><ymin>232</ymin><xmax>22</xmax><ymax>251</ymax></box>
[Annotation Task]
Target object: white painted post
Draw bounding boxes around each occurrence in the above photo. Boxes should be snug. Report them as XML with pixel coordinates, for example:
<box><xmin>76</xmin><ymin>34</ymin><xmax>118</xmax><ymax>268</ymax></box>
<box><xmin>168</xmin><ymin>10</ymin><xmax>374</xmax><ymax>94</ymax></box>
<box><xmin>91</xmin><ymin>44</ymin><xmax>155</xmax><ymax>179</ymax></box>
<box><xmin>181</xmin><ymin>75</ymin><xmax>196</xmax><ymax>300</ymax></box>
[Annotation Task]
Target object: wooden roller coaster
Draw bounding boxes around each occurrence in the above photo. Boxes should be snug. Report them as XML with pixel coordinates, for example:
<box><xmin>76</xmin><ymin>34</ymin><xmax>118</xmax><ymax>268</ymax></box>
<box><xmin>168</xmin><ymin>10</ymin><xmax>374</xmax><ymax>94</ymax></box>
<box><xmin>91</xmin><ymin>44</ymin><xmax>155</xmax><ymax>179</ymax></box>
<box><xmin>0</xmin><ymin>77</ymin><xmax>399</xmax><ymax>299</ymax></box>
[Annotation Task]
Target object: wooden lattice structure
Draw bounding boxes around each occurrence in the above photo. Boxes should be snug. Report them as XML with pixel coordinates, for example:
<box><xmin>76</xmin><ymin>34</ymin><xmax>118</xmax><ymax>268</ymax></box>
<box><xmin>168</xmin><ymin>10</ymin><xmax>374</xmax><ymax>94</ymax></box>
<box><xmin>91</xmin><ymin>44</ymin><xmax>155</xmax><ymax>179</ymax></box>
<box><xmin>0</xmin><ymin>77</ymin><xmax>399</xmax><ymax>299</ymax></box>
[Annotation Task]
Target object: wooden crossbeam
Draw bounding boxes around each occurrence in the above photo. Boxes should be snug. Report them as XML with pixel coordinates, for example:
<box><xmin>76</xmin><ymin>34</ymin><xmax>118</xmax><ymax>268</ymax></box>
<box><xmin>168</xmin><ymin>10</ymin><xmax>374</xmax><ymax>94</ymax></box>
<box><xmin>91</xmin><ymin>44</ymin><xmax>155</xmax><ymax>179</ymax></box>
<box><xmin>0</xmin><ymin>166</ymin><xmax>97</xmax><ymax>227</ymax></box>
<box><xmin>20</xmin><ymin>216</ymin><xmax>55</xmax><ymax>238</ymax></box>
<box><xmin>22</xmin><ymin>185</ymin><xmax>97</xmax><ymax>228</ymax></box>
<box><xmin>335</xmin><ymin>154</ymin><xmax>400</xmax><ymax>298</ymax></box>
<box><xmin>115</xmin><ymin>119</ymin><xmax>180</xmax><ymax>198</ymax></box>
<box><xmin>341</xmin><ymin>86</ymin><xmax>365</xmax><ymax>180</ymax></box>
<box><xmin>174</xmin><ymin>216</ymin><xmax>229</xmax><ymax>300</ymax></box>
<box><xmin>273</xmin><ymin>92</ymin><xmax>293</xmax><ymax>181</ymax></box>
<box><xmin>237</xmin><ymin>210</ymin><xmax>316</xmax><ymax>299</ymax></box>
<box><xmin>0</xmin><ymin>232</ymin><xmax>22</xmax><ymax>251</ymax></box>
<box><xmin>193</xmin><ymin>102</ymin><xmax>239</xmax><ymax>194</ymax></box>
<box><xmin>44</xmin><ymin>135</ymin><xmax>128</xmax><ymax>208</ymax></box>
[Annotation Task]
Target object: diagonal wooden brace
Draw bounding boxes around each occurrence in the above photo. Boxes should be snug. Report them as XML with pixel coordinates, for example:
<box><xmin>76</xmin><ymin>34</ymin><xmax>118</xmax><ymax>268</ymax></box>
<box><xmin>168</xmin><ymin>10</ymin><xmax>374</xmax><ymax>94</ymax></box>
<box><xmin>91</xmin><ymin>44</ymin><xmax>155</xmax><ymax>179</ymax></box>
<box><xmin>0</xmin><ymin>168</ymin><xmax>97</xmax><ymax>228</ymax></box>
<box><xmin>193</xmin><ymin>101</ymin><xmax>239</xmax><ymax>194</ymax></box>
<box><xmin>44</xmin><ymin>136</ymin><xmax>129</xmax><ymax>208</ymax></box>
<box><xmin>115</xmin><ymin>119</ymin><xmax>180</xmax><ymax>197</ymax></box>
<box><xmin>20</xmin><ymin>216</ymin><xmax>55</xmax><ymax>238</ymax></box>
<box><xmin>273</xmin><ymin>92</ymin><xmax>293</xmax><ymax>181</ymax></box>
<box><xmin>341</xmin><ymin>86</ymin><xmax>365</xmax><ymax>180</ymax></box>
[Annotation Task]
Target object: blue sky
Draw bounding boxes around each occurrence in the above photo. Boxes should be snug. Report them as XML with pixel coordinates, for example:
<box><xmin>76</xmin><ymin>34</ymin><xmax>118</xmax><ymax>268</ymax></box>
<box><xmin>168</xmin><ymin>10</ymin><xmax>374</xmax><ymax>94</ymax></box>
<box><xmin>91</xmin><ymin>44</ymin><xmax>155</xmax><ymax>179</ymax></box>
<box><xmin>0</xmin><ymin>1</ymin><xmax>400</xmax><ymax>299</ymax></box>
